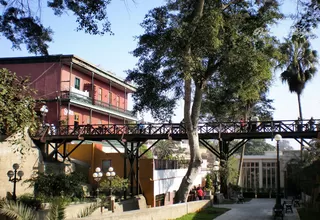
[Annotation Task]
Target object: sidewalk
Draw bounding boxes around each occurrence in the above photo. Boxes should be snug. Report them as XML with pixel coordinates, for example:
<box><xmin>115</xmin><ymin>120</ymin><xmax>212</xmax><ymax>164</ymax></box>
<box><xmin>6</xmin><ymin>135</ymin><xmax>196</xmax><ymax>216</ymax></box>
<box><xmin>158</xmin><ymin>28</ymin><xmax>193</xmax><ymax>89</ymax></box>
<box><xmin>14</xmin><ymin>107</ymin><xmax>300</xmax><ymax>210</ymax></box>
<box><xmin>213</xmin><ymin>199</ymin><xmax>300</xmax><ymax>220</ymax></box>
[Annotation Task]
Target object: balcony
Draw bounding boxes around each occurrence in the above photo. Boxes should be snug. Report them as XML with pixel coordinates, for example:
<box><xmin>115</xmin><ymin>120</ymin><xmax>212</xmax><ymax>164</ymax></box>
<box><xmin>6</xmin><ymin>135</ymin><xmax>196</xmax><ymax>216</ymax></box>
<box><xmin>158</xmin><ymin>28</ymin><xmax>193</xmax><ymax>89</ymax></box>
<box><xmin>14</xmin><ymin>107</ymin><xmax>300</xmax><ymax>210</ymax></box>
<box><xmin>61</xmin><ymin>91</ymin><xmax>136</xmax><ymax>119</ymax></box>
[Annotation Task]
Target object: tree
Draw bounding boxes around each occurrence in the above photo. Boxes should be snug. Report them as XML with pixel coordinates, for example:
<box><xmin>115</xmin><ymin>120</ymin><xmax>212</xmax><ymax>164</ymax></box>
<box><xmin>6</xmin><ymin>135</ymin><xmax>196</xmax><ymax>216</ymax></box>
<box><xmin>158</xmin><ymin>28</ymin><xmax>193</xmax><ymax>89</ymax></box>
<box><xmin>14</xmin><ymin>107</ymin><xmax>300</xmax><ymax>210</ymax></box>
<box><xmin>200</xmin><ymin>11</ymin><xmax>280</xmax><ymax>187</ymax></box>
<box><xmin>153</xmin><ymin>140</ymin><xmax>186</xmax><ymax>160</ymax></box>
<box><xmin>0</xmin><ymin>68</ymin><xmax>37</xmax><ymax>138</ymax></box>
<box><xmin>100</xmin><ymin>175</ymin><xmax>129</xmax><ymax>193</ymax></box>
<box><xmin>295</xmin><ymin>0</ymin><xmax>320</xmax><ymax>32</ymax></box>
<box><xmin>139</xmin><ymin>144</ymin><xmax>153</xmax><ymax>159</ymax></box>
<box><xmin>126</xmin><ymin>0</ymin><xmax>282</xmax><ymax>202</ymax></box>
<box><xmin>279</xmin><ymin>140</ymin><xmax>294</xmax><ymax>151</ymax></box>
<box><xmin>279</xmin><ymin>33</ymin><xmax>318</xmax><ymax>120</ymax></box>
<box><xmin>0</xmin><ymin>0</ymin><xmax>116</xmax><ymax>54</ymax></box>
<box><xmin>233</xmin><ymin>139</ymin><xmax>275</xmax><ymax>155</ymax></box>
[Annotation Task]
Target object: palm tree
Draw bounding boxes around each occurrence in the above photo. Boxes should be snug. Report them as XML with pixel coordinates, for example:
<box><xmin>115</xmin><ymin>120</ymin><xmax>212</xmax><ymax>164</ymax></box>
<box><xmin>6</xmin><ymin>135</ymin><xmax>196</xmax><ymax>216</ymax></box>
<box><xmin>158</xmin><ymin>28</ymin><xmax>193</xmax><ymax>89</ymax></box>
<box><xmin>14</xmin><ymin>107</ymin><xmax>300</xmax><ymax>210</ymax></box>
<box><xmin>0</xmin><ymin>200</ymin><xmax>36</xmax><ymax>220</ymax></box>
<box><xmin>279</xmin><ymin>33</ymin><xmax>318</xmax><ymax>120</ymax></box>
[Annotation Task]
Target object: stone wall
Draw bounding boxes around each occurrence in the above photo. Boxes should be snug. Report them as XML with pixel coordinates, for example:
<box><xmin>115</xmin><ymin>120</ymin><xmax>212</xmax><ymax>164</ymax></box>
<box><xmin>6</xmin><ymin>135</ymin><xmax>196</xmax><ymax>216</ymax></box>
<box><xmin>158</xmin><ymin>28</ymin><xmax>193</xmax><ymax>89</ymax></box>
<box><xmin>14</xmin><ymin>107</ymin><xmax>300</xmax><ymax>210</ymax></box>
<box><xmin>68</xmin><ymin>200</ymin><xmax>211</xmax><ymax>220</ymax></box>
<box><xmin>0</xmin><ymin>130</ymin><xmax>41</xmax><ymax>199</ymax></box>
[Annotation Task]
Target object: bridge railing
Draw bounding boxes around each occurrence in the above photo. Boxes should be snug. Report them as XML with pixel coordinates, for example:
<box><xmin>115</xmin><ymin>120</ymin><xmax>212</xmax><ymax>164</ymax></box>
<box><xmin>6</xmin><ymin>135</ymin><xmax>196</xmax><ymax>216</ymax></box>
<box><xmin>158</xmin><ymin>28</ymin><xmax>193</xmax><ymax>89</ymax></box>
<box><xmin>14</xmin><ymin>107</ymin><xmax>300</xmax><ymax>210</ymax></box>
<box><xmin>33</xmin><ymin>119</ymin><xmax>318</xmax><ymax>138</ymax></box>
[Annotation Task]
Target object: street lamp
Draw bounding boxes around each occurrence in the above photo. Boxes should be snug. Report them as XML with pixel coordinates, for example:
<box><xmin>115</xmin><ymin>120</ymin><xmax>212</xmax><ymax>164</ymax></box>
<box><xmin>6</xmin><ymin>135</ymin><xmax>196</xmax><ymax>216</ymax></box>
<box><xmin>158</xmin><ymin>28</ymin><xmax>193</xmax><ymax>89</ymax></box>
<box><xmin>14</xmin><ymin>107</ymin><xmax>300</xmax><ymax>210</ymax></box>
<box><xmin>106</xmin><ymin>167</ymin><xmax>116</xmax><ymax>212</ymax></box>
<box><xmin>7</xmin><ymin>163</ymin><xmax>24</xmax><ymax>201</ymax></box>
<box><xmin>274</xmin><ymin>134</ymin><xmax>282</xmax><ymax>211</ymax></box>
<box><xmin>40</xmin><ymin>105</ymin><xmax>48</xmax><ymax>125</ymax></box>
<box><xmin>92</xmin><ymin>167</ymin><xmax>103</xmax><ymax>198</ymax></box>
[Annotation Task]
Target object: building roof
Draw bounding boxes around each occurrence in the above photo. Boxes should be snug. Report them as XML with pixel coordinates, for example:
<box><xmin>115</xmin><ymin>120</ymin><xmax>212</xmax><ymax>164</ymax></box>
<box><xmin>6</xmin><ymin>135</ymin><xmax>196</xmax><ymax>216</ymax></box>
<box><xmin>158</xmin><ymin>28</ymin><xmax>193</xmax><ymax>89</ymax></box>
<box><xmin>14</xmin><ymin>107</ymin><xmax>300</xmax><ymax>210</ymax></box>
<box><xmin>0</xmin><ymin>54</ymin><xmax>136</xmax><ymax>92</ymax></box>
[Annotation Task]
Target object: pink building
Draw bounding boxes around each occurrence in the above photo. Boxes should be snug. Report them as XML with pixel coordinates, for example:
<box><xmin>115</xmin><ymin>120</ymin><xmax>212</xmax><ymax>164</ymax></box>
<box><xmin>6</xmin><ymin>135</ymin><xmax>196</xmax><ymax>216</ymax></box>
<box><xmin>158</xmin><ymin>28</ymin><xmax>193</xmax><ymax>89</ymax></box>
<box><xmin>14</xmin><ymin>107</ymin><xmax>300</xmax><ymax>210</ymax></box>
<box><xmin>0</xmin><ymin>55</ymin><xmax>137</xmax><ymax>126</ymax></box>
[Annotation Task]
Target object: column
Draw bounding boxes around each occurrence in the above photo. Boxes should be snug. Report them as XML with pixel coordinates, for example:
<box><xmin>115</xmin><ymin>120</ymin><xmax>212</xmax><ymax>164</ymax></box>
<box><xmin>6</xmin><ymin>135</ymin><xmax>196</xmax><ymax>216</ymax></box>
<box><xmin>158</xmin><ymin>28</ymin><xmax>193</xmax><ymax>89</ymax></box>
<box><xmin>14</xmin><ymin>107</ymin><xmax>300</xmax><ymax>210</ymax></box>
<box><xmin>259</xmin><ymin>160</ymin><xmax>263</xmax><ymax>188</ymax></box>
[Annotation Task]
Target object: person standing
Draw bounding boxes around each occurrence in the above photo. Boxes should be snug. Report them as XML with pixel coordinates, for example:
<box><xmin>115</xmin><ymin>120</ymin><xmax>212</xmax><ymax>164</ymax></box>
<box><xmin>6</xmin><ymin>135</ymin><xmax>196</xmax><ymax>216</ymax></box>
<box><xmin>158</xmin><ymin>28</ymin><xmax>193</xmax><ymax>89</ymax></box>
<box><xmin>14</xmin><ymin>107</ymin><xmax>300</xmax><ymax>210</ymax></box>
<box><xmin>309</xmin><ymin>117</ymin><xmax>315</xmax><ymax>131</ymax></box>
<box><xmin>197</xmin><ymin>187</ymin><xmax>204</xmax><ymax>200</ymax></box>
<box><xmin>240</xmin><ymin>118</ymin><xmax>246</xmax><ymax>132</ymax></box>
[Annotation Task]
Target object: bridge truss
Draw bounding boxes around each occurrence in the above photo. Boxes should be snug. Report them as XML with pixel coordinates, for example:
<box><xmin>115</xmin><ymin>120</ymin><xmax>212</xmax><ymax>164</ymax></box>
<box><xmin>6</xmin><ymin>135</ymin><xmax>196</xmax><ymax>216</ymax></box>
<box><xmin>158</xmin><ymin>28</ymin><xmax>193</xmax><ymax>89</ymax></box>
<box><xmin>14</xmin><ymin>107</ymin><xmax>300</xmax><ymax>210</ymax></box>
<box><xmin>32</xmin><ymin>119</ymin><xmax>319</xmax><ymax>196</ymax></box>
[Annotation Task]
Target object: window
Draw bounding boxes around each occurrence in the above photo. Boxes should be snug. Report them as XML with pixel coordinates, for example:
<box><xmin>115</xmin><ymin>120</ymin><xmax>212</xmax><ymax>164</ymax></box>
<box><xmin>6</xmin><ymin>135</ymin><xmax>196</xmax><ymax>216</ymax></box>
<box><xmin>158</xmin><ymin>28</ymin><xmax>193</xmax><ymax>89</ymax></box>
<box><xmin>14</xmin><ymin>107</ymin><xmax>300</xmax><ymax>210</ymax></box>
<box><xmin>116</xmin><ymin>96</ymin><xmax>120</xmax><ymax>108</ymax></box>
<box><xmin>74</xmin><ymin>114</ymin><xmax>79</xmax><ymax>127</ymax></box>
<box><xmin>98</xmin><ymin>88</ymin><xmax>102</xmax><ymax>101</ymax></box>
<box><xmin>102</xmin><ymin>160</ymin><xmax>111</xmax><ymax>173</ymax></box>
<box><xmin>75</xmin><ymin>77</ymin><xmax>80</xmax><ymax>90</ymax></box>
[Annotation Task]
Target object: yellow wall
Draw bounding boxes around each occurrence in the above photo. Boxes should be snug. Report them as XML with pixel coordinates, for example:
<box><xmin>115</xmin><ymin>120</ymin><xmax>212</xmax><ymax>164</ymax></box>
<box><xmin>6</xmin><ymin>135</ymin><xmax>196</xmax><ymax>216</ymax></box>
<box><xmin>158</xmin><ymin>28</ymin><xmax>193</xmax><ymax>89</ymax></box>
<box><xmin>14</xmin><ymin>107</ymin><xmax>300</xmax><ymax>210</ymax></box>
<box><xmin>59</xmin><ymin>143</ymin><xmax>154</xmax><ymax>206</ymax></box>
<box><xmin>59</xmin><ymin>143</ymin><xmax>94</xmax><ymax>164</ymax></box>
<box><xmin>139</xmin><ymin>159</ymin><xmax>154</xmax><ymax>207</ymax></box>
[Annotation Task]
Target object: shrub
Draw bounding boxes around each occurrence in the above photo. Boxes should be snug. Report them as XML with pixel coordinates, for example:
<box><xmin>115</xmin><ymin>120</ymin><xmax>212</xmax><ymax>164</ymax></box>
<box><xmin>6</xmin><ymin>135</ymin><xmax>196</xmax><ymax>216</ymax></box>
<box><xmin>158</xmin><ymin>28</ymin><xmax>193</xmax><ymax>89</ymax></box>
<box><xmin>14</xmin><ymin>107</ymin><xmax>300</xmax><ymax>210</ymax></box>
<box><xmin>18</xmin><ymin>193</ymin><xmax>42</xmax><ymax>210</ymax></box>
<box><xmin>24</xmin><ymin>172</ymin><xmax>85</xmax><ymax>200</ymax></box>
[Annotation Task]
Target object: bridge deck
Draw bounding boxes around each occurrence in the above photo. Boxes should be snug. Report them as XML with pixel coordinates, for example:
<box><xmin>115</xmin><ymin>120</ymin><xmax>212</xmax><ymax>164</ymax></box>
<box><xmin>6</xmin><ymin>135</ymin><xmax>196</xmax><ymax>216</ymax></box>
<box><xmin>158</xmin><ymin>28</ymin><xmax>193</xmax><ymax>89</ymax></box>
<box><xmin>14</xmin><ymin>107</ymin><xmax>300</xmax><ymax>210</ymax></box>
<box><xmin>34</xmin><ymin>119</ymin><xmax>319</xmax><ymax>142</ymax></box>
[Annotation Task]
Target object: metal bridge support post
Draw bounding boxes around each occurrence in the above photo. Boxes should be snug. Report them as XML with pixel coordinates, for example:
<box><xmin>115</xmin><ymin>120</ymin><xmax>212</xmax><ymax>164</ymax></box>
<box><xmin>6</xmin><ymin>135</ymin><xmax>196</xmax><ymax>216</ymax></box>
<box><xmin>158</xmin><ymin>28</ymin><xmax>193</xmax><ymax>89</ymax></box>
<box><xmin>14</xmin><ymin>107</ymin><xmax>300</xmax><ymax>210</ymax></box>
<box><xmin>130</xmin><ymin>142</ymin><xmax>134</xmax><ymax>196</ymax></box>
<box><xmin>136</xmin><ymin>144</ymin><xmax>140</xmax><ymax>195</ymax></box>
<box><xmin>124</xmin><ymin>141</ymin><xmax>128</xmax><ymax>199</ymax></box>
<box><xmin>54</xmin><ymin>143</ymin><xmax>58</xmax><ymax>161</ymax></box>
<box><xmin>45</xmin><ymin>141</ymin><xmax>49</xmax><ymax>160</ymax></box>
<box><xmin>63</xmin><ymin>142</ymin><xmax>67</xmax><ymax>162</ymax></box>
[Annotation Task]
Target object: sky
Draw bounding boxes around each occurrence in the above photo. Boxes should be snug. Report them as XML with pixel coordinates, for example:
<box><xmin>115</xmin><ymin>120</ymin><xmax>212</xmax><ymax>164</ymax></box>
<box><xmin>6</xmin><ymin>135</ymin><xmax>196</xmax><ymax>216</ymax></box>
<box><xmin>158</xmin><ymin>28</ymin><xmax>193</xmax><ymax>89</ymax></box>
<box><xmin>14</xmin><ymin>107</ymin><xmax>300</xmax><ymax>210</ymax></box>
<box><xmin>1</xmin><ymin>0</ymin><xmax>319</xmax><ymax>149</ymax></box>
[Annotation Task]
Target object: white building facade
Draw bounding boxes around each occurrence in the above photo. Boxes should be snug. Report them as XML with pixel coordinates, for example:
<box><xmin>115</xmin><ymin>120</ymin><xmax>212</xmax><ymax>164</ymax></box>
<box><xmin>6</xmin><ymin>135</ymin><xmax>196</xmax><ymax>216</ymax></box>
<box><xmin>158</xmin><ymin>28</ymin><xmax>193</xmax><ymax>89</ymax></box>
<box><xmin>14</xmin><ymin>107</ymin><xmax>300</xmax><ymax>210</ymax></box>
<box><xmin>240</xmin><ymin>151</ymin><xmax>300</xmax><ymax>195</ymax></box>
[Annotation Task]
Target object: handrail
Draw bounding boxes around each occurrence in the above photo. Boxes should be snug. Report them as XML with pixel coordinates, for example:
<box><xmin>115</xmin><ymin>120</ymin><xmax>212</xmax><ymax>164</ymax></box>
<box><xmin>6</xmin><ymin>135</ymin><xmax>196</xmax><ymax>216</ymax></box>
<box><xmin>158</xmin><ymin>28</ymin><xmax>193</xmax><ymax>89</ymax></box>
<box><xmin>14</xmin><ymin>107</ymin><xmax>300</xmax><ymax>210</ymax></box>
<box><xmin>33</xmin><ymin>119</ymin><xmax>319</xmax><ymax>137</ymax></box>
<box><xmin>60</xmin><ymin>91</ymin><xmax>135</xmax><ymax>115</ymax></box>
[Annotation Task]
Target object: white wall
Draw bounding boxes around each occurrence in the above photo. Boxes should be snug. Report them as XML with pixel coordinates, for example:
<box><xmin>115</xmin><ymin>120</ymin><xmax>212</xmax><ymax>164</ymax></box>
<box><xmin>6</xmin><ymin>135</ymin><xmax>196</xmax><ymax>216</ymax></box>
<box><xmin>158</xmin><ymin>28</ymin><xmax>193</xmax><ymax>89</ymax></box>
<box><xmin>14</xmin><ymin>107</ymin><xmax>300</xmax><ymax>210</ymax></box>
<box><xmin>153</xmin><ymin>168</ymin><xmax>206</xmax><ymax>195</ymax></box>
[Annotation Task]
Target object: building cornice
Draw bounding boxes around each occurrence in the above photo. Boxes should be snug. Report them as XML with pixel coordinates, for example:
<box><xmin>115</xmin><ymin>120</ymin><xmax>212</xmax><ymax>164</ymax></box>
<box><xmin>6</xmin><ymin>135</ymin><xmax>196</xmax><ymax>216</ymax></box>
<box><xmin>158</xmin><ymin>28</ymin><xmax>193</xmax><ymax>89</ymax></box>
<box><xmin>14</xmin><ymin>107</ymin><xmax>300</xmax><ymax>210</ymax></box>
<box><xmin>0</xmin><ymin>54</ymin><xmax>137</xmax><ymax>92</ymax></box>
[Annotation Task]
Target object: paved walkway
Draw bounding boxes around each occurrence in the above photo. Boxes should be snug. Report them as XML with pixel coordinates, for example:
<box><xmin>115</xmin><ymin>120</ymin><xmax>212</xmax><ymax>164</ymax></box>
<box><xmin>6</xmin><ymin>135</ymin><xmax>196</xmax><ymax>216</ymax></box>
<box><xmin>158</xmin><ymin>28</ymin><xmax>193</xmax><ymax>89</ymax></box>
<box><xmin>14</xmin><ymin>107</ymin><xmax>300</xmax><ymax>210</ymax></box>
<box><xmin>213</xmin><ymin>199</ymin><xmax>300</xmax><ymax>220</ymax></box>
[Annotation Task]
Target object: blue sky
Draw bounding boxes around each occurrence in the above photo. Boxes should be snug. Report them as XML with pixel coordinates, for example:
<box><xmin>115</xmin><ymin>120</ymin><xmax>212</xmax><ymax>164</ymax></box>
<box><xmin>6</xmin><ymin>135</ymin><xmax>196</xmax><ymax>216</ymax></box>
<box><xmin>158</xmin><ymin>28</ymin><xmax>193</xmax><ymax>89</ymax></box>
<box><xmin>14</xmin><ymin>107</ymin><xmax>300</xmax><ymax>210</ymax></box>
<box><xmin>1</xmin><ymin>0</ymin><xmax>319</xmax><ymax>149</ymax></box>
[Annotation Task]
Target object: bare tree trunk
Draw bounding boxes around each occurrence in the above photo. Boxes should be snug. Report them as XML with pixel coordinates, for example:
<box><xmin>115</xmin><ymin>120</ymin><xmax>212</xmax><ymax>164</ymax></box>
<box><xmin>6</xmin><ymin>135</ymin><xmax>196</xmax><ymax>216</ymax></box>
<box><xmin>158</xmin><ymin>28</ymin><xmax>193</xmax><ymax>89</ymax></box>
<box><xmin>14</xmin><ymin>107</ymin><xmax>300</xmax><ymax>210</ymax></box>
<box><xmin>297</xmin><ymin>93</ymin><xmax>303</xmax><ymax>120</ymax></box>
<box><xmin>237</xmin><ymin>143</ymin><xmax>245</xmax><ymax>185</ymax></box>
<box><xmin>237</xmin><ymin>109</ymin><xmax>249</xmax><ymax>185</ymax></box>
<box><xmin>174</xmin><ymin>78</ymin><xmax>204</xmax><ymax>203</ymax></box>
<box><xmin>297</xmin><ymin>93</ymin><xmax>303</xmax><ymax>160</ymax></box>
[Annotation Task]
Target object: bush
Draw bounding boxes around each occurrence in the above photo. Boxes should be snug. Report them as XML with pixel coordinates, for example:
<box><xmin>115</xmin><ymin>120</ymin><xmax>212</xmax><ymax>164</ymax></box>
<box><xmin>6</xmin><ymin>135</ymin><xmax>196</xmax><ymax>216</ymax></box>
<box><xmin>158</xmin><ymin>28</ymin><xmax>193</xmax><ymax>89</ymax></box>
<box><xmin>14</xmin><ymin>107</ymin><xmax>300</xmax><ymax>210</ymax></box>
<box><xmin>24</xmin><ymin>172</ymin><xmax>85</xmax><ymax>200</ymax></box>
<box><xmin>100</xmin><ymin>176</ymin><xmax>129</xmax><ymax>193</ymax></box>
<box><xmin>18</xmin><ymin>193</ymin><xmax>42</xmax><ymax>210</ymax></box>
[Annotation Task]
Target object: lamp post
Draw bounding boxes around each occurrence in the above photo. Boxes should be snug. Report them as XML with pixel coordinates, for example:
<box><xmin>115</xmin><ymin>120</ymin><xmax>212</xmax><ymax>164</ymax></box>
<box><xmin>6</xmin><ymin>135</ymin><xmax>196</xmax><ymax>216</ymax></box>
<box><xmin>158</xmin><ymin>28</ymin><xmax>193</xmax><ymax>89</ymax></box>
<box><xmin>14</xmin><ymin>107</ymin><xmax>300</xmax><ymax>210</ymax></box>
<box><xmin>40</xmin><ymin>105</ymin><xmax>48</xmax><ymax>125</ymax></box>
<box><xmin>7</xmin><ymin>163</ymin><xmax>24</xmax><ymax>201</ymax></box>
<box><xmin>106</xmin><ymin>167</ymin><xmax>116</xmax><ymax>212</ymax></box>
<box><xmin>92</xmin><ymin>167</ymin><xmax>103</xmax><ymax>198</ymax></box>
<box><xmin>274</xmin><ymin>134</ymin><xmax>282</xmax><ymax>210</ymax></box>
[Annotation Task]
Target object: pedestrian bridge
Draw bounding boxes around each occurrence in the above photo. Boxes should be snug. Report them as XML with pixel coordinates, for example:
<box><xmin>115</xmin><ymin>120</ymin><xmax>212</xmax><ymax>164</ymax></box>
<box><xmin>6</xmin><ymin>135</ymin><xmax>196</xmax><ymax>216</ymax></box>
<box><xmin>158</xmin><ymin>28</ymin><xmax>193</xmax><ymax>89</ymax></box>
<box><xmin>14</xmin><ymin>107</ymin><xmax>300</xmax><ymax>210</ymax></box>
<box><xmin>31</xmin><ymin>119</ymin><xmax>319</xmax><ymax>197</ymax></box>
<box><xmin>33</xmin><ymin>119</ymin><xmax>319</xmax><ymax>142</ymax></box>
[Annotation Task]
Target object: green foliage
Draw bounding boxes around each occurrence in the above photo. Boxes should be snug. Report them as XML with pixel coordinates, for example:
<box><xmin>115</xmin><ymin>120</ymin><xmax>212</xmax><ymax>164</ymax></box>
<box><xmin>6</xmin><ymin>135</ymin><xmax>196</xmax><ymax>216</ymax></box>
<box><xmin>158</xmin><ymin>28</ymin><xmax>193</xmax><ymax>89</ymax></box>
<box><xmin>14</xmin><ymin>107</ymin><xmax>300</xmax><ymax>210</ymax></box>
<box><xmin>279</xmin><ymin>33</ymin><xmax>318</xmax><ymax>96</ymax></box>
<box><xmin>234</xmin><ymin>139</ymin><xmax>275</xmax><ymax>155</ymax></box>
<box><xmin>77</xmin><ymin>203</ymin><xmax>98</xmax><ymax>218</ymax></box>
<box><xmin>24</xmin><ymin>172</ymin><xmax>85</xmax><ymax>200</ymax></box>
<box><xmin>46</xmin><ymin>197</ymin><xmax>66</xmax><ymax>220</ymax></box>
<box><xmin>18</xmin><ymin>193</ymin><xmax>42</xmax><ymax>210</ymax></box>
<box><xmin>0</xmin><ymin>68</ymin><xmax>37</xmax><ymax>138</ymax></box>
<box><xmin>0</xmin><ymin>199</ymin><xmax>36</xmax><ymax>220</ymax></box>
<box><xmin>139</xmin><ymin>144</ymin><xmax>153</xmax><ymax>159</ymax></box>
<box><xmin>0</xmin><ymin>0</ymin><xmax>113</xmax><ymax>54</ymax></box>
<box><xmin>296</xmin><ymin>1</ymin><xmax>320</xmax><ymax>32</ymax></box>
<box><xmin>279</xmin><ymin>32</ymin><xmax>318</xmax><ymax>119</ymax></box>
<box><xmin>153</xmin><ymin>140</ymin><xmax>186</xmax><ymax>160</ymax></box>
<box><xmin>205</xmin><ymin>174</ymin><xmax>213</xmax><ymax>190</ymax></box>
<box><xmin>100</xmin><ymin>175</ymin><xmax>129</xmax><ymax>193</ymax></box>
